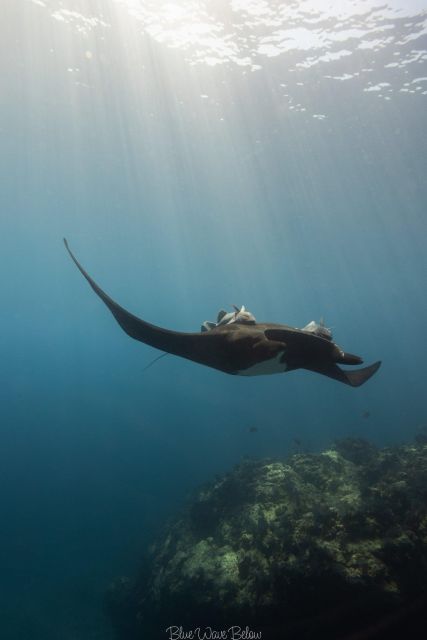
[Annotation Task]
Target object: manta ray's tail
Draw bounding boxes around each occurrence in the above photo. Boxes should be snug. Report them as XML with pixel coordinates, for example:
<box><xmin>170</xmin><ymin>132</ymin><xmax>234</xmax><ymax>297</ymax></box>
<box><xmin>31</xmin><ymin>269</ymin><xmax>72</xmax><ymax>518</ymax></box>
<box><xmin>306</xmin><ymin>361</ymin><xmax>381</xmax><ymax>387</ymax></box>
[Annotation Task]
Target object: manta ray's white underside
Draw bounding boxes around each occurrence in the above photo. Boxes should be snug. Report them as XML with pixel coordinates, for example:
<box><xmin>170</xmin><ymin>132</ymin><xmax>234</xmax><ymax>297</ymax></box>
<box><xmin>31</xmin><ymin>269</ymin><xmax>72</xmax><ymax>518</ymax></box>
<box><xmin>237</xmin><ymin>351</ymin><xmax>288</xmax><ymax>376</ymax></box>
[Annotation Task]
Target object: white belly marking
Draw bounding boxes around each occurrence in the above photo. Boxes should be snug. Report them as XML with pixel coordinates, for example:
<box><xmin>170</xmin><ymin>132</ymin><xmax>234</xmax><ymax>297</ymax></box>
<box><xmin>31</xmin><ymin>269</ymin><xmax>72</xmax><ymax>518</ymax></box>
<box><xmin>237</xmin><ymin>352</ymin><xmax>288</xmax><ymax>376</ymax></box>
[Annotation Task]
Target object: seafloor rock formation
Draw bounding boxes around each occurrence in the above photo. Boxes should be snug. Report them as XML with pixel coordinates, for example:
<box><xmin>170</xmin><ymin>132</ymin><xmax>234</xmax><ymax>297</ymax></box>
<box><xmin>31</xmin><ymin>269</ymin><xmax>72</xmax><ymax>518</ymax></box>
<box><xmin>106</xmin><ymin>439</ymin><xmax>427</xmax><ymax>639</ymax></box>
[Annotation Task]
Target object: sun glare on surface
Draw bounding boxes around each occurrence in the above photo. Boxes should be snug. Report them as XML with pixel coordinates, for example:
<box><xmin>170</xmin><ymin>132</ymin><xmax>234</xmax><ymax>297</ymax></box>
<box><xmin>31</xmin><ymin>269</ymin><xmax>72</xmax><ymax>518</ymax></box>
<box><xmin>29</xmin><ymin>0</ymin><xmax>427</xmax><ymax>112</ymax></box>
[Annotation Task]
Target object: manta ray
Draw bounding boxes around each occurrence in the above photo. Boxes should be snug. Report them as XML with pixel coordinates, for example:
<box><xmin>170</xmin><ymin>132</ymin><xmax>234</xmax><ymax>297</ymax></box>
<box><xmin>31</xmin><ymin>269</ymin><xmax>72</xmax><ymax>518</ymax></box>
<box><xmin>64</xmin><ymin>240</ymin><xmax>381</xmax><ymax>387</ymax></box>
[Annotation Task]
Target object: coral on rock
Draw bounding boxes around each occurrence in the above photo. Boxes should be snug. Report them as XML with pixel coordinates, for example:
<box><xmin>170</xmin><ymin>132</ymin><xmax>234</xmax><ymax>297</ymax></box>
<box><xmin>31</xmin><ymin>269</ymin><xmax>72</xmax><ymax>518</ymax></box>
<box><xmin>106</xmin><ymin>439</ymin><xmax>427</xmax><ymax>639</ymax></box>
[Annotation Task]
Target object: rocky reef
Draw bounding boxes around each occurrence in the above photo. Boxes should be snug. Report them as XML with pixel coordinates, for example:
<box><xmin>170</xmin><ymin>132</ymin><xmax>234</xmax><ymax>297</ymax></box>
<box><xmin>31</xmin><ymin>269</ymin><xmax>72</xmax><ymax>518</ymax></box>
<box><xmin>106</xmin><ymin>439</ymin><xmax>427</xmax><ymax>639</ymax></box>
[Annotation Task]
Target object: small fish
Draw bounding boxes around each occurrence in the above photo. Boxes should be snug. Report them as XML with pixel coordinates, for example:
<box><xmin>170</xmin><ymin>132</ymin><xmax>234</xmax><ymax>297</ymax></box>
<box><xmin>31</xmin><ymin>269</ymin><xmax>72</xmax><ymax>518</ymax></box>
<box><xmin>248</xmin><ymin>426</ymin><xmax>258</xmax><ymax>433</ymax></box>
<box><xmin>362</xmin><ymin>410</ymin><xmax>371</xmax><ymax>419</ymax></box>
<box><xmin>293</xmin><ymin>438</ymin><xmax>302</xmax><ymax>447</ymax></box>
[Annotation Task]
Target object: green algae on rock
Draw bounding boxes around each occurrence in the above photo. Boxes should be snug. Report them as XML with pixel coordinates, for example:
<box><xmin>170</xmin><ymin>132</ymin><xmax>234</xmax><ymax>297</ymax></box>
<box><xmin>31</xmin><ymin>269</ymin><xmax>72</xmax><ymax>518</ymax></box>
<box><xmin>106</xmin><ymin>439</ymin><xmax>427</xmax><ymax>639</ymax></box>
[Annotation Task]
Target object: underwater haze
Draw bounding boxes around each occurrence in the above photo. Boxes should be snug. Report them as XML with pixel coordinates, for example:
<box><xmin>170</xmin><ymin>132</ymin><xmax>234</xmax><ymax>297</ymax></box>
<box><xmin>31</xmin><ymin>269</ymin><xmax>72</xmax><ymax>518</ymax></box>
<box><xmin>1</xmin><ymin>0</ymin><xmax>427</xmax><ymax>638</ymax></box>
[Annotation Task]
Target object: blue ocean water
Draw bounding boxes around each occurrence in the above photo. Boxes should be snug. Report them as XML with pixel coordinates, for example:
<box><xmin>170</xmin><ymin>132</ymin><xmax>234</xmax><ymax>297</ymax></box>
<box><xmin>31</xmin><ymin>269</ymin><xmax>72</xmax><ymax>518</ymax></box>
<box><xmin>1</xmin><ymin>1</ymin><xmax>426</xmax><ymax>638</ymax></box>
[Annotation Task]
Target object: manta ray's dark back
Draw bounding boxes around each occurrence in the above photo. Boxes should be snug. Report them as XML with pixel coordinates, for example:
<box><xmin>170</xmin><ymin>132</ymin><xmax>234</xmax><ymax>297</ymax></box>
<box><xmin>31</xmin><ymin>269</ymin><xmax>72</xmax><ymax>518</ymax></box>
<box><xmin>64</xmin><ymin>239</ymin><xmax>381</xmax><ymax>386</ymax></box>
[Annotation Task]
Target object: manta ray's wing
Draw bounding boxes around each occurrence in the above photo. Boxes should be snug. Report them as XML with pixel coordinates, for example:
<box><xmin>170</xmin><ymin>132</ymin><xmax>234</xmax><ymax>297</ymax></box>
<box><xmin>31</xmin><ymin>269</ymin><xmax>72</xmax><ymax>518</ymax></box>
<box><xmin>63</xmin><ymin>239</ymin><xmax>211</xmax><ymax>363</ymax></box>
<box><xmin>305</xmin><ymin>361</ymin><xmax>381</xmax><ymax>387</ymax></box>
